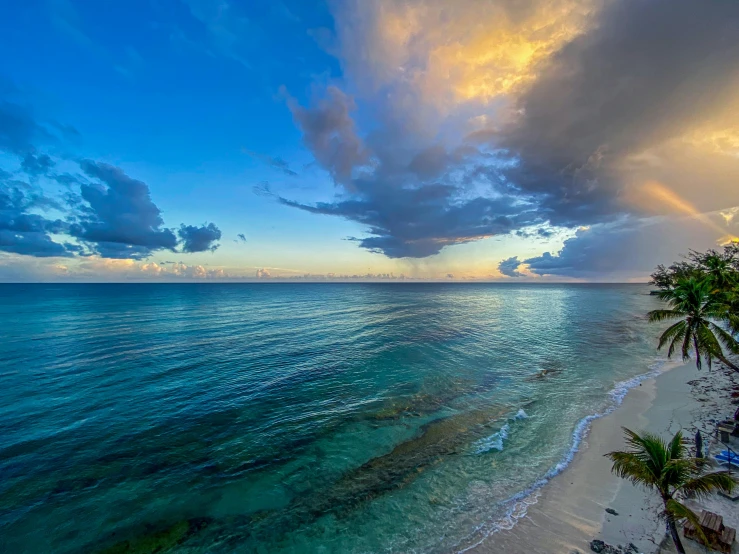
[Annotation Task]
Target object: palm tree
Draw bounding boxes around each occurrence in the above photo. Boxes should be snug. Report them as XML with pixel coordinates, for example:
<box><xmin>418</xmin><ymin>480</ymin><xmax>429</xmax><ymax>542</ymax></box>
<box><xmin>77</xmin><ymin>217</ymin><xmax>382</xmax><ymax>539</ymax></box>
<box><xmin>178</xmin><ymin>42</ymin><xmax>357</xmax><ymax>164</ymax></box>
<box><xmin>698</xmin><ymin>250</ymin><xmax>739</xmax><ymax>294</ymax></box>
<box><xmin>648</xmin><ymin>277</ymin><xmax>739</xmax><ymax>372</ymax></box>
<box><xmin>606</xmin><ymin>428</ymin><xmax>736</xmax><ymax>553</ymax></box>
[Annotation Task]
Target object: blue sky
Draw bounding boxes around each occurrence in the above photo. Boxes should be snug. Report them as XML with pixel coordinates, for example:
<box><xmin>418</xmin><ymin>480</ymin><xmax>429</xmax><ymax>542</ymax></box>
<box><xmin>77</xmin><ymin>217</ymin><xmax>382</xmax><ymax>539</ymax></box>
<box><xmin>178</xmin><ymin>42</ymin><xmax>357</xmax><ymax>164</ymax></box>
<box><xmin>1</xmin><ymin>0</ymin><xmax>738</xmax><ymax>281</ymax></box>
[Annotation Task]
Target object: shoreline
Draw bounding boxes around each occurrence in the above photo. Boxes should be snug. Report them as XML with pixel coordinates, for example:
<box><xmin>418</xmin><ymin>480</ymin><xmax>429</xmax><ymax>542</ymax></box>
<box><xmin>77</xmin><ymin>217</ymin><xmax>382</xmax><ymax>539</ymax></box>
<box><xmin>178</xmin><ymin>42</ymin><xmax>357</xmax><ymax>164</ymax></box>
<box><xmin>463</xmin><ymin>361</ymin><xmax>738</xmax><ymax>554</ymax></box>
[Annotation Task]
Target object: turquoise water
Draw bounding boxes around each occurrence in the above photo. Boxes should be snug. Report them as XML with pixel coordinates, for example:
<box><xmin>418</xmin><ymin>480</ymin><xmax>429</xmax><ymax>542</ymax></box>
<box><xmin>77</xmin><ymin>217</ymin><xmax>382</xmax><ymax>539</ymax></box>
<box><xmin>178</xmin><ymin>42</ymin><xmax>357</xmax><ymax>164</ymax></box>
<box><xmin>0</xmin><ymin>283</ymin><xmax>664</xmax><ymax>553</ymax></box>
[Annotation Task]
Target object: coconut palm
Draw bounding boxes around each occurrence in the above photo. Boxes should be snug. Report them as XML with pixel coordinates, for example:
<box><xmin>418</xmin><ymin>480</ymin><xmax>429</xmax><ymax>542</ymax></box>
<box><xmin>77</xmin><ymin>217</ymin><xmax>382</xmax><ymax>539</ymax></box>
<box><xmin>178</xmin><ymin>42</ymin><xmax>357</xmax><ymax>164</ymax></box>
<box><xmin>696</xmin><ymin>250</ymin><xmax>739</xmax><ymax>294</ymax></box>
<box><xmin>648</xmin><ymin>277</ymin><xmax>739</xmax><ymax>371</ymax></box>
<box><xmin>606</xmin><ymin>428</ymin><xmax>736</xmax><ymax>553</ymax></box>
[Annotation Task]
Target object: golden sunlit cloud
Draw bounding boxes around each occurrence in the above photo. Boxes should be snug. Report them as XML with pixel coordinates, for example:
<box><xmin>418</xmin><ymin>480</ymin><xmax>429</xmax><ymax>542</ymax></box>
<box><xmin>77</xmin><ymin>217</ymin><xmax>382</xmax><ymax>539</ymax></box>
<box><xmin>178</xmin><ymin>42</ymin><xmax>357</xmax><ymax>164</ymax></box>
<box><xmin>721</xmin><ymin>207</ymin><xmax>738</xmax><ymax>225</ymax></box>
<box><xmin>336</xmin><ymin>0</ymin><xmax>598</xmax><ymax>109</ymax></box>
<box><xmin>633</xmin><ymin>181</ymin><xmax>739</xmax><ymax>244</ymax></box>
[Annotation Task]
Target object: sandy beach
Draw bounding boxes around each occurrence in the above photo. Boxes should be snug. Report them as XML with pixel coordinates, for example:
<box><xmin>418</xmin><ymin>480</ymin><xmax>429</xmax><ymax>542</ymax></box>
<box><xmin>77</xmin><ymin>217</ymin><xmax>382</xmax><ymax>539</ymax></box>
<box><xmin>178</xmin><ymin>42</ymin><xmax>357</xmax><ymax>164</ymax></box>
<box><xmin>468</xmin><ymin>361</ymin><xmax>739</xmax><ymax>554</ymax></box>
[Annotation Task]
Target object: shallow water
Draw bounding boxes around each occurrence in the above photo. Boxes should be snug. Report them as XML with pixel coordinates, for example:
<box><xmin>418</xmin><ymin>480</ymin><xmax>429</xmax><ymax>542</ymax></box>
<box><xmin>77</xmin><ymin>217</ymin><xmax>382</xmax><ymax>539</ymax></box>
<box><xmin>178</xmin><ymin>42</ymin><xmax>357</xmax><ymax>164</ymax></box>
<box><xmin>0</xmin><ymin>283</ymin><xmax>664</xmax><ymax>553</ymax></box>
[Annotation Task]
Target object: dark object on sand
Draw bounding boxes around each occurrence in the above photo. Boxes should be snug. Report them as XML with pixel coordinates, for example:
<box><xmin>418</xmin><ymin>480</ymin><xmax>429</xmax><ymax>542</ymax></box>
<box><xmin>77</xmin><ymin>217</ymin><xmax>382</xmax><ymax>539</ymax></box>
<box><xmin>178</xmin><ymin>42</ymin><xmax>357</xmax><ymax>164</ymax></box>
<box><xmin>589</xmin><ymin>540</ymin><xmax>638</xmax><ymax>554</ymax></box>
<box><xmin>695</xmin><ymin>430</ymin><xmax>703</xmax><ymax>459</ymax></box>
<box><xmin>683</xmin><ymin>510</ymin><xmax>736</xmax><ymax>553</ymax></box>
<box><xmin>605</xmin><ymin>508</ymin><xmax>618</xmax><ymax>516</ymax></box>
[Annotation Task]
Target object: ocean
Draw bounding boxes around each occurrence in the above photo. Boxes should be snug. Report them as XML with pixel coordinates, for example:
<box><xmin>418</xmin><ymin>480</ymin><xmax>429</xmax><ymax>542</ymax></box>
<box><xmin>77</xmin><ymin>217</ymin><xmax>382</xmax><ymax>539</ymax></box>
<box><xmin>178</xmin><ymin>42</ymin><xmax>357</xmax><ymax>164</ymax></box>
<box><xmin>0</xmin><ymin>283</ymin><xmax>665</xmax><ymax>553</ymax></box>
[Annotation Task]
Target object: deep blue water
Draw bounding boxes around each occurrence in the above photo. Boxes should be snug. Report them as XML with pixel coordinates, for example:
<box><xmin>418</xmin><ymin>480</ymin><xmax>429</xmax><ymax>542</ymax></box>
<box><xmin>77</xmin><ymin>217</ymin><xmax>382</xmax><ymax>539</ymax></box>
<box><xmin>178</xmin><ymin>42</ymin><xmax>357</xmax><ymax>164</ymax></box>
<box><xmin>0</xmin><ymin>283</ymin><xmax>664</xmax><ymax>553</ymax></box>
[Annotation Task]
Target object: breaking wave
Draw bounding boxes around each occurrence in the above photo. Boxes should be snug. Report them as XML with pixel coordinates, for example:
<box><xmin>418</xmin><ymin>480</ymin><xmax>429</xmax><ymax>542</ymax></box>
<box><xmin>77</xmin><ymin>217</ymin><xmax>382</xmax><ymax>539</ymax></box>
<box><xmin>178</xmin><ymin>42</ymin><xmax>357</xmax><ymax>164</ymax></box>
<box><xmin>456</xmin><ymin>359</ymin><xmax>670</xmax><ymax>553</ymax></box>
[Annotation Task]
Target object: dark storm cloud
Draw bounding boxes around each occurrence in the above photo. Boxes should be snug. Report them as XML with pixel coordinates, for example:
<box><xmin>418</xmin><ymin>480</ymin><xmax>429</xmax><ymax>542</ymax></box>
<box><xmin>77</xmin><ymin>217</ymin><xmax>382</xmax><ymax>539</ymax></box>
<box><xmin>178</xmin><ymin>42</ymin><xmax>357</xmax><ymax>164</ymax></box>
<box><xmin>498</xmin><ymin>256</ymin><xmax>524</xmax><ymax>277</ymax></box>
<box><xmin>523</xmin><ymin>215</ymin><xmax>739</xmax><ymax>278</ymax></box>
<box><xmin>488</xmin><ymin>0</ymin><xmax>739</xmax><ymax>275</ymax></box>
<box><xmin>244</xmin><ymin>150</ymin><xmax>298</xmax><ymax>176</ymax></box>
<box><xmin>279</xmin><ymin>0</ymin><xmax>739</xmax><ymax>263</ymax></box>
<box><xmin>285</xmin><ymin>86</ymin><xmax>369</xmax><ymax>184</ymax></box>
<box><xmin>277</xmin><ymin>87</ymin><xmax>545</xmax><ymax>257</ymax></box>
<box><xmin>0</xmin><ymin>176</ymin><xmax>70</xmax><ymax>257</ymax></box>
<box><xmin>497</xmin><ymin>0</ymin><xmax>739</xmax><ymax>225</ymax></box>
<box><xmin>178</xmin><ymin>223</ymin><xmax>222</xmax><ymax>253</ymax></box>
<box><xmin>67</xmin><ymin>160</ymin><xmax>178</xmax><ymax>259</ymax></box>
<box><xmin>277</xmin><ymin>176</ymin><xmax>542</xmax><ymax>258</ymax></box>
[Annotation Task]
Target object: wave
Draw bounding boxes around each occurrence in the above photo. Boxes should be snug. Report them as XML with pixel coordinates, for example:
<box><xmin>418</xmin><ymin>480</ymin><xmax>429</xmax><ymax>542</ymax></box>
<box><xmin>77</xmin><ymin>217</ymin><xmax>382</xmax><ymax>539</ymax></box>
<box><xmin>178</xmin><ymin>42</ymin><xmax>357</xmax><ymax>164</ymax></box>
<box><xmin>472</xmin><ymin>407</ymin><xmax>529</xmax><ymax>454</ymax></box>
<box><xmin>455</xmin><ymin>359</ymin><xmax>671</xmax><ymax>553</ymax></box>
<box><xmin>474</xmin><ymin>423</ymin><xmax>510</xmax><ymax>454</ymax></box>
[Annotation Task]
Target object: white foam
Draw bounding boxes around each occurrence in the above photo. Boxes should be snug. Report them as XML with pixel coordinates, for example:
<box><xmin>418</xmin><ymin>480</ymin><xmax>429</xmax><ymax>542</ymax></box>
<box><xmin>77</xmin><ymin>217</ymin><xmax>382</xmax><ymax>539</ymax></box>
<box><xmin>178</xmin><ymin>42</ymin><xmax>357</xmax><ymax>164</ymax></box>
<box><xmin>455</xmin><ymin>359</ymin><xmax>671</xmax><ymax>553</ymax></box>
<box><xmin>473</xmin><ymin>407</ymin><xmax>530</xmax><ymax>454</ymax></box>
<box><xmin>474</xmin><ymin>423</ymin><xmax>510</xmax><ymax>453</ymax></box>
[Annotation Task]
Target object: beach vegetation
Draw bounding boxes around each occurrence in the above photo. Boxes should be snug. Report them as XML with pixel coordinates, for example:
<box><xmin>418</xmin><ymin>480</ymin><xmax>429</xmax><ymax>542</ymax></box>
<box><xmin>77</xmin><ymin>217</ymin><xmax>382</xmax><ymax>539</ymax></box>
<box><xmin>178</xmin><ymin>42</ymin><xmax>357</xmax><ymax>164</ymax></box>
<box><xmin>649</xmin><ymin>244</ymin><xmax>739</xmax><ymax>371</ymax></box>
<box><xmin>606</xmin><ymin>428</ymin><xmax>736</xmax><ymax>554</ymax></box>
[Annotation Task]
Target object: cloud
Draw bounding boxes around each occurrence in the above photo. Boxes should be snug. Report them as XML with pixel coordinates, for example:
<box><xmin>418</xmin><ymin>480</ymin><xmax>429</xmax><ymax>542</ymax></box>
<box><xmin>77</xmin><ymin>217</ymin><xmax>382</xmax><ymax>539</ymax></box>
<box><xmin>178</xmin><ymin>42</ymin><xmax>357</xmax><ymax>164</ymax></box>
<box><xmin>66</xmin><ymin>160</ymin><xmax>178</xmax><ymax>259</ymax></box>
<box><xmin>0</xmin><ymin>256</ymin><xmax>71</xmax><ymax>282</ymax></box>
<box><xmin>181</xmin><ymin>0</ymin><xmax>253</xmax><ymax>68</ymax></box>
<box><xmin>493</xmin><ymin>0</ymin><xmax>739</xmax><ymax>226</ymax></box>
<box><xmin>498</xmin><ymin>256</ymin><xmax>523</xmax><ymax>278</ymax></box>
<box><xmin>236</xmin><ymin>233</ymin><xmax>247</xmax><ymax>243</ymax></box>
<box><xmin>276</xmin><ymin>0</ymin><xmax>739</xmax><ymax>266</ymax></box>
<box><xmin>244</xmin><ymin>150</ymin><xmax>298</xmax><ymax>176</ymax></box>
<box><xmin>523</xmin><ymin>212</ymin><xmax>739</xmax><ymax>278</ymax></box>
<box><xmin>515</xmin><ymin>227</ymin><xmax>555</xmax><ymax>239</ymax></box>
<box><xmin>256</xmin><ymin>267</ymin><xmax>271</xmax><ymax>278</ymax></box>
<box><xmin>178</xmin><ymin>222</ymin><xmax>222</xmax><ymax>252</ymax></box>
<box><xmin>284</xmin><ymin>86</ymin><xmax>369</xmax><ymax>184</ymax></box>
<box><xmin>74</xmin><ymin>258</ymin><xmax>229</xmax><ymax>280</ymax></box>
<box><xmin>21</xmin><ymin>152</ymin><xmax>55</xmax><ymax>176</ymax></box>
<box><xmin>277</xmin><ymin>88</ymin><xmax>543</xmax><ymax>258</ymax></box>
<box><xmin>0</xmin><ymin>100</ymin><xmax>56</xmax><ymax>156</ymax></box>
<box><xmin>721</xmin><ymin>208</ymin><xmax>739</xmax><ymax>226</ymax></box>
<box><xmin>0</xmin><ymin>82</ymin><xmax>224</xmax><ymax>266</ymax></box>
<box><xmin>277</xmin><ymin>176</ymin><xmax>542</xmax><ymax>258</ymax></box>
<box><xmin>0</xmin><ymin>176</ymin><xmax>70</xmax><ymax>257</ymax></box>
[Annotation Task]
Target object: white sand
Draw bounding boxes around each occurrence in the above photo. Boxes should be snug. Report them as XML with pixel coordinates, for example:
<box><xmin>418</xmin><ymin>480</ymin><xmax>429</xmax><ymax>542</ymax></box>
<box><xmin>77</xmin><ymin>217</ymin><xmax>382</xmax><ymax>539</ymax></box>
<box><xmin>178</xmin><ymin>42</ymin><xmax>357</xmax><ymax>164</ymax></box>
<box><xmin>466</xmin><ymin>362</ymin><xmax>739</xmax><ymax>554</ymax></box>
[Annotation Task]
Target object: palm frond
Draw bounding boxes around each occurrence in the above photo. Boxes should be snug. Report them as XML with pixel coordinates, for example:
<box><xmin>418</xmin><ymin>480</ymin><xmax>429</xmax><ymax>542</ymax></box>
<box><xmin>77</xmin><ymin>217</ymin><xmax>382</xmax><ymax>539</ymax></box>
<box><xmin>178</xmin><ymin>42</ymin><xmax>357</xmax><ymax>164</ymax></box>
<box><xmin>677</xmin><ymin>471</ymin><xmax>737</xmax><ymax>499</ymax></box>
<box><xmin>621</xmin><ymin>428</ymin><xmax>670</xmax><ymax>484</ymax></box>
<box><xmin>662</xmin><ymin>458</ymin><xmax>696</xmax><ymax>491</ymax></box>
<box><xmin>667</xmin><ymin>324</ymin><xmax>688</xmax><ymax>359</ymax></box>
<box><xmin>727</xmin><ymin>313</ymin><xmax>739</xmax><ymax>334</ymax></box>
<box><xmin>667</xmin><ymin>431</ymin><xmax>684</xmax><ymax>462</ymax></box>
<box><xmin>605</xmin><ymin>451</ymin><xmax>659</xmax><ymax>488</ymax></box>
<box><xmin>648</xmin><ymin>309</ymin><xmax>686</xmax><ymax>323</ymax></box>
<box><xmin>657</xmin><ymin>321</ymin><xmax>687</xmax><ymax>352</ymax></box>
<box><xmin>708</xmin><ymin>322</ymin><xmax>739</xmax><ymax>354</ymax></box>
<box><xmin>666</xmin><ymin>499</ymin><xmax>708</xmax><ymax>545</ymax></box>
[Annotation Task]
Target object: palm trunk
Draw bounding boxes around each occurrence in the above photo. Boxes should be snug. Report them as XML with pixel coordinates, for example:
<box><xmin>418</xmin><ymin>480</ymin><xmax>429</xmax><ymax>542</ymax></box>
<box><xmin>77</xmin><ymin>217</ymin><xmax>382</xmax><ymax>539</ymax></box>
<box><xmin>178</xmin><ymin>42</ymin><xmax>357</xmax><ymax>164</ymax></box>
<box><xmin>667</xmin><ymin>517</ymin><xmax>686</xmax><ymax>553</ymax></box>
<box><xmin>693</xmin><ymin>335</ymin><xmax>702</xmax><ymax>370</ymax></box>
<box><xmin>718</xmin><ymin>355</ymin><xmax>739</xmax><ymax>372</ymax></box>
<box><xmin>663</xmin><ymin>496</ymin><xmax>686</xmax><ymax>554</ymax></box>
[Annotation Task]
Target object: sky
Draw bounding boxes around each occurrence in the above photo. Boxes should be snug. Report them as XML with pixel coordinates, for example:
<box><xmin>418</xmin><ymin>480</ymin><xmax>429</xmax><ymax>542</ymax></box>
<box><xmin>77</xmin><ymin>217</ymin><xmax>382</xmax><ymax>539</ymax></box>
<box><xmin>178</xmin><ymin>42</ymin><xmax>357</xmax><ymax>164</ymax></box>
<box><xmin>1</xmin><ymin>0</ymin><xmax>738</xmax><ymax>282</ymax></box>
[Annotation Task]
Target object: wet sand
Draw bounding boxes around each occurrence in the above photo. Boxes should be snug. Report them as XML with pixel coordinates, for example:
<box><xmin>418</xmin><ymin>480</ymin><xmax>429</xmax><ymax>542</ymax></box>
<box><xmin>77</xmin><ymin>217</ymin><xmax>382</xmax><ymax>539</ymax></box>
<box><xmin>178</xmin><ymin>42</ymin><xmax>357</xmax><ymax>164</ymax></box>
<box><xmin>467</xmin><ymin>362</ymin><xmax>739</xmax><ymax>554</ymax></box>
